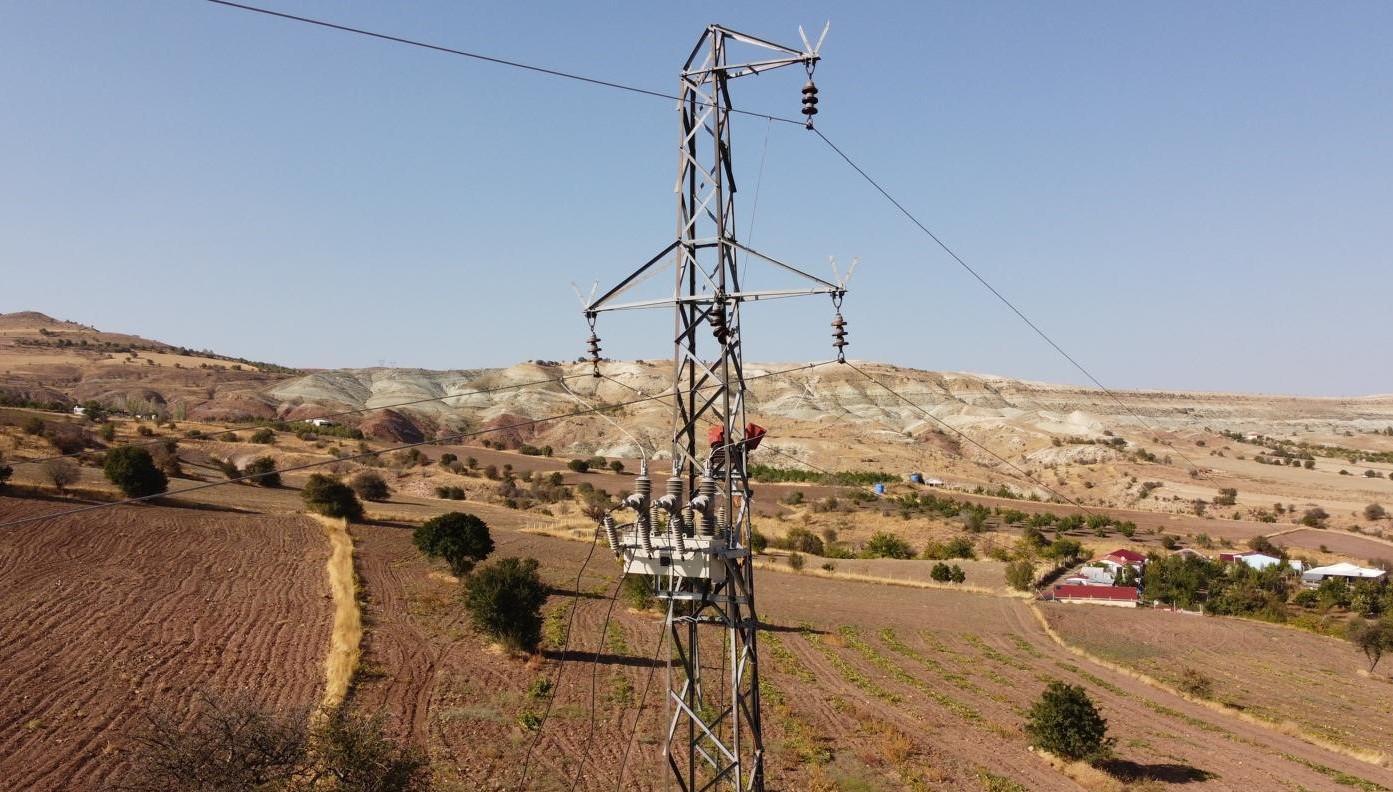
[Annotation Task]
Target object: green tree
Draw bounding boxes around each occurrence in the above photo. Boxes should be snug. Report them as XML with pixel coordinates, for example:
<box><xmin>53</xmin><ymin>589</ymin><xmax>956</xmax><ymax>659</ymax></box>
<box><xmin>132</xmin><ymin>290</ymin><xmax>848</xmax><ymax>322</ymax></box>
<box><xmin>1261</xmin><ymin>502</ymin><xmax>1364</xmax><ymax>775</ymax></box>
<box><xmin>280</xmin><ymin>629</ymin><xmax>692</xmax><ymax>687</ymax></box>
<box><xmin>608</xmin><ymin>460</ymin><xmax>625</xmax><ymax>474</ymax></box>
<box><xmin>567</xmin><ymin>459</ymin><xmax>589</xmax><ymax>473</ymax></box>
<box><xmin>1025</xmin><ymin>681</ymin><xmax>1114</xmax><ymax>762</ymax></box>
<box><xmin>465</xmin><ymin>557</ymin><xmax>548</xmax><ymax>653</ymax></box>
<box><xmin>1006</xmin><ymin>559</ymin><xmax>1036</xmax><ymax>591</ymax></box>
<box><xmin>781</xmin><ymin>526</ymin><xmax>824</xmax><ymax>555</ymax></box>
<box><xmin>349</xmin><ymin>471</ymin><xmax>390</xmax><ymax>502</ymax></box>
<box><xmin>862</xmin><ymin>531</ymin><xmax>915</xmax><ymax>559</ymax></box>
<box><xmin>930</xmin><ymin>562</ymin><xmax>952</xmax><ymax>582</ymax></box>
<box><xmin>103</xmin><ymin>446</ymin><xmax>168</xmax><ymax>498</ymax></box>
<box><xmin>413</xmin><ymin>511</ymin><xmax>494</xmax><ymax>576</ymax></box>
<box><xmin>302</xmin><ymin>474</ymin><xmax>363</xmax><ymax>521</ymax></box>
<box><xmin>1347</xmin><ymin>615</ymin><xmax>1393</xmax><ymax>673</ymax></box>
<box><xmin>243</xmin><ymin>456</ymin><xmax>281</xmax><ymax>487</ymax></box>
<box><xmin>249</xmin><ymin>427</ymin><xmax>275</xmax><ymax>444</ymax></box>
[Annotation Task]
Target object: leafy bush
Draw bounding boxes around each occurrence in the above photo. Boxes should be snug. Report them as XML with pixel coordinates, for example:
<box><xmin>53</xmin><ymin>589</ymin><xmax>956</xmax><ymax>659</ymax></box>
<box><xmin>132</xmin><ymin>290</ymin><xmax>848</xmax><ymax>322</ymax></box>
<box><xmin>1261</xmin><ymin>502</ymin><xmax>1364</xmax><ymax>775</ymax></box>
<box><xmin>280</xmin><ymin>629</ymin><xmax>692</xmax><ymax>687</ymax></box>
<box><xmin>439</xmin><ymin>453</ymin><xmax>458</xmax><ymax>466</ymax></box>
<box><xmin>249</xmin><ymin>427</ymin><xmax>275</xmax><ymax>445</ymax></box>
<box><xmin>862</xmin><ymin>531</ymin><xmax>914</xmax><ymax>559</ymax></box>
<box><xmin>434</xmin><ymin>485</ymin><xmax>467</xmax><ymax>500</ymax></box>
<box><xmin>1365</xmin><ymin>503</ymin><xmax>1387</xmax><ymax>521</ymax></box>
<box><xmin>749</xmin><ymin>530</ymin><xmax>768</xmax><ymax>554</ymax></box>
<box><xmin>21</xmin><ymin>416</ymin><xmax>45</xmax><ymax>435</ymax></box>
<box><xmin>621</xmin><ymin>574</ymin><xmax>656</xmax><ymax>611</ymax></box>
<box><xmin>103</xmin><ymin>446</ymin><xmax>168</xmax><ymax>498</ymax></box>
<box><xmin>349</xmin><ymin>471</ymin><xmax>391</xmax><ymax>502</ymax></box>
<box><xmin>0</xmin><ymin>455</ymin><xmax>12</xmax><ymax>489</ymax></box>
<box><xmin>1300</xmin><ymin>507</ymin><xmax>1329</xmax><ymax>528</ymax></box>
<box><xmin>243</xmin><ymin>456</ymin><xmax>281</xmax><ymax>487</ymax></box>
<box><xmin>608</xmin><ymin>460</ymin><xmax>625</xmax><ymax>474</ymax></box>
<box><xmin>464</xmin><ymin>557</ymin><xmax>548</xmax><ymax>653</ymax></box>
<box><xmin>787</xmin><ymin>552</ymin><xmax>806</xmax><ymax>571</ymax></box>
<box><xmin>781</xmin><ymin>526</ymin><xmax>824</xmax><ymax>555</ymax></box>
<box><xmin>1006</xmin><ymin>559</ymin><xmax>1036</xmax><ymax>591</ymax></box>
<box><xmin>413</xmin><ymin>511</ymin><xmax>494</xmax><ymax>576</ymax></box>
<box><xmin>1025</xmin><ymin>681</ymin><xmax>1114</xmax><ymax>762</ymax></box>
<box><xmin>302</xmin><ymin>474</ymin><xmax>363</xmax><ymax>521</ymax></box>
<box><xmin>567</xmin><ymin>459</ymin><xmax>589</xmax><ymax>473</ymax></box>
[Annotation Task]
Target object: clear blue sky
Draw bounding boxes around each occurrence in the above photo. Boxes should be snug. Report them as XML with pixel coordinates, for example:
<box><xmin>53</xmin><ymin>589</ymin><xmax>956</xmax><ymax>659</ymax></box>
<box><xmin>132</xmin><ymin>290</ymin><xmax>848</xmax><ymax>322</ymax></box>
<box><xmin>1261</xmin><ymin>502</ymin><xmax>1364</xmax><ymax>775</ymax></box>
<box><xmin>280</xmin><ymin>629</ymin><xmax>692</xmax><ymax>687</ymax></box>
<box><xmin>2</xmin><ymin>1</ymin><xmax>1389</xmax><ymax>396</ymax></box>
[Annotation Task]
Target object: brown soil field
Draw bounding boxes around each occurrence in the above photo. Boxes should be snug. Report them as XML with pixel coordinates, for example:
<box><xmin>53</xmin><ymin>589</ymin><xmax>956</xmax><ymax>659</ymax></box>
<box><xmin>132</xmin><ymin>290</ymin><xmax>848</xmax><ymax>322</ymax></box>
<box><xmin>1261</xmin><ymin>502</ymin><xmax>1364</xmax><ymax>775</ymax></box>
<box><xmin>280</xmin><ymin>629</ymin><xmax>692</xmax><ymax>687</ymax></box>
<box><xmin>349</xmin><ymin>521</ymin><xmax>1393</xmax><ymax>791</ymax></box>
<box><xmin>1042</xmin><ymin>605</ymin><xmax>1393</xmax><ymax>764</ymax></box>
<box><xmin>1271</xmin><ymin>528</ymin><xmax>1393</xmax><ymax>564</ymax></box>
<box><xmin>0</xmin><ymin>497</ymin><xmax>333</xmax><ymax>792</ymax></box>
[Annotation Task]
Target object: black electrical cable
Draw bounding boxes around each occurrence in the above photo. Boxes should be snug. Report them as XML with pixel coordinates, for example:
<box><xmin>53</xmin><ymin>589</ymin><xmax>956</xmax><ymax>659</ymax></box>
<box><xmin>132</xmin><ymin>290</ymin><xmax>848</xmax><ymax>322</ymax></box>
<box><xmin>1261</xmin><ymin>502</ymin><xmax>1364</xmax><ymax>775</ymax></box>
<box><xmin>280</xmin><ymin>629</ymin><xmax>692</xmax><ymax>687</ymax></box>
<box><xmin>204</xmin><ymin>0</ymin><xmax>805</xmax><ymax>127</ymax></box>
<box><xmin>566</xmin><ymin>567</ymin><xmax>629</xmax><ymax>790</ymax></box>
<box><xmin>813</xmin><ymin>128</ymin><xmax>1213</xmax><ymax>479</ymax></box>
<box><xmin>845</xmin><ymin>362</ymin><xmax>1100</xmax><ymax>515</ymax></box>
<box><xmin>514</xmin><ymin>524</ymin><xmax>602</xmax><ymax>791</ymax></box>
<box><xmin>612</xmin><ymin>617</ymin><xmax>668</xmax><ymax>792</ymax></box>
<box><xmin>0</xmin><ymin>362</ymin><xmax>829</xmax><ymax>530</ymax></box>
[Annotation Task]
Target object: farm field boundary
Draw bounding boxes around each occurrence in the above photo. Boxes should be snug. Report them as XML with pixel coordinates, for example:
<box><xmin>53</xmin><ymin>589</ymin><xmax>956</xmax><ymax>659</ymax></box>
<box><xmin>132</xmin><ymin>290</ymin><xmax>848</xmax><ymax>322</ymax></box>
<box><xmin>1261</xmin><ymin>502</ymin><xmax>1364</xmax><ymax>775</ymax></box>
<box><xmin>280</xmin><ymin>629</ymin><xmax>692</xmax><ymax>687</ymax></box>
<box><xmin>315</xmin><ymin>515</ymin><xmax>362</xmax><ymax>712</ymax></box>
<box><xmin>1028</xmin><ymin>603</ymin><xmax>1391</xmax><ymax>768</ymax></box>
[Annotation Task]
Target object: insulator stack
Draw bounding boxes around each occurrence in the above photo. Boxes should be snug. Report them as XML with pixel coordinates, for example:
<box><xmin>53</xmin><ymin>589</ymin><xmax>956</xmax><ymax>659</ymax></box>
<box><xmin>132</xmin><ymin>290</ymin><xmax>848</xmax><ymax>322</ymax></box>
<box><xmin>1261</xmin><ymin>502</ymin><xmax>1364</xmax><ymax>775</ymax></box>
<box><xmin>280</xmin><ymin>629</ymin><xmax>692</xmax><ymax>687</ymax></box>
<box><xmin>801</xmin><ymin>80</ymin><xmax>819</xmax><ymax>128</ymax></box>
<box><xmin>718</xmin><ymin>505</ymin><xmax>728</xmax><ymax>537</ymax></box>
<box><xmin>635</xmin><ymin>471</ymin><xmax>652</xmax><ymax>501</ymax></box>
<box><xmin>586</xmin><ymin>331</ymin><xmax>602</xmax><ymax>377</ymax></box>
<box><xmin>698</xmin><ymin>475</ymin><xmax>717</xmax><ymax>536</ymax></box>
<box><xmin>603</xmin><ymin>514</ymin><xmax>621</xmax><ymax>555</ymax></box>
<box><xmin>832</xmin><ymin>312</ymin><xmax>848</xmax><ymax>362</ymax></box>
<box><xmin>710</xmin><ymin>304</ymin><xmax>729</xmax><ymax>344</ymax></box>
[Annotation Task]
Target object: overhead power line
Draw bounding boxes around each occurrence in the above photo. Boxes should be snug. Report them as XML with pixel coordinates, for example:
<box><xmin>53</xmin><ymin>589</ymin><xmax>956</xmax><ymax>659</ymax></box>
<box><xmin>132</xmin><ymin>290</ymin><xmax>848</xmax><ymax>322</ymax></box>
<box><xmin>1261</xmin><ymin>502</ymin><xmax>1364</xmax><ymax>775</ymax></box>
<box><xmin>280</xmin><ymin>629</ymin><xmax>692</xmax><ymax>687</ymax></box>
<box><xmin>203</xmin><ymin>0</ymin><xmax>804</xmax><ymax>127</ymax></box>
<box><xmin>0</xmin><ymin>361</ymin><xmax>831</xmax><ymax>531</ymax></box>
<box><xmin>204</xmin><ymin>0</ymin><xmax>1213</xmax><ymax>479</ymax></box>
<box><xmin>812</xmin><ymin>129</ymin><xmax>1213</xmax><ymax>478</ymax></box>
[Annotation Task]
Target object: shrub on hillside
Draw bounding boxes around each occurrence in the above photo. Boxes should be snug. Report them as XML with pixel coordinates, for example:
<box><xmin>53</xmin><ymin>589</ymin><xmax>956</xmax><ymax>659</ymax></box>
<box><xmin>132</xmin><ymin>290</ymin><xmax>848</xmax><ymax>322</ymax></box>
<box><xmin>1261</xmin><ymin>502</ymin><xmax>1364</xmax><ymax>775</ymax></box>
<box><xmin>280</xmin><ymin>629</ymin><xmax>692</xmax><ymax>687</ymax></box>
<box><xmin>464</xmin><ymin>557</ymin><xmax>548</xmax><ymax>653</ymax></box>
<box><xmin>103</xmin><ymin>446</ymin><xmax>168</xmax><ymax>498</ymax></box>
<box><xmin>1006</xmin><ymin>559</ymin><xmax>1036</xmax><ymax>591</ymax></box>
<box><xmin>1365</xmin><ymin>503</ymin><xmax>1387</xmax><ymax>521</ymax></box>
<box><xmin>439</xmin><ymin>453</ymin><xmax>457</xmax><ymax>466</ymax></box>
<box><xmin>780</xmin><ymin>526</ymin><xmax>824</xmax><ymax>555</ymax></box>
<box><xmin>1025</xmin><ymin>681</ymin><xmax>1114</xmax><ymax>763</ymax></box>
<box><xmin>249</xmin><ymin>427</ymin><xmax>275</xmax><ymax>445</ymax></box>
<box><xmin>42</xmin><ymin>458</ymin><xmax>79</xmax><ymax>493</ymax></box>
<box><xmin>349</xmin><ymin>471</ymin><xmax>390</xmax><ymax>502</ymax></box>
<box><xmin>567</xmin><ymin>459</ymin><xmax>589</xmax><ymax>473</ymax></box>
<box><xmin>0</xmin><ymin>454</ymin><xmax>12</xmax><ymax>489</ymax></box>
<box><xmin>787</xmin><ymin>552</ymin><xmax>806</xmax><ymax>571</ymax></box>
<box><xmin>243</xmin><ymin>456</ymin><xmax>281</xmax><ymax>487</ymax></box>
<box><xmin>434</xmin><ymin>485</ymin><xmax>467</xmax><ymax>500</ymax></box>
<box><xmin>862</xmin><ymin>531</ymin><xmax>914</xmax><ymax>559</ymax></box>
<box><xmin>413</xmin><ymin>511</ymin><xmax>494</xmax><ymax>576</ymax></box>
<box><xmin>302</xmin><ymin>474</ymin><xmax>363</xmax><ymax>521</ymax></box>
<box><xmin>21</xmin><ymin>416</ymin><xmax>45</xmax><ymax>435</ymax></box>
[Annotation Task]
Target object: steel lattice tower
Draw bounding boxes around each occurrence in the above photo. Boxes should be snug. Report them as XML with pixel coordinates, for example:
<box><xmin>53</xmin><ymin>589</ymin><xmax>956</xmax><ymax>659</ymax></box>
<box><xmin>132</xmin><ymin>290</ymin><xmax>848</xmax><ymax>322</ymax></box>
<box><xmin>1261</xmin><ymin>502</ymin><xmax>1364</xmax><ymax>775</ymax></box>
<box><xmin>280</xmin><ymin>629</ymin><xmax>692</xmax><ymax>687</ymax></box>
<box><xmin>585</xmin><ymin>24</ymin><xmax>842</xmax><ymax>792</ymax></box>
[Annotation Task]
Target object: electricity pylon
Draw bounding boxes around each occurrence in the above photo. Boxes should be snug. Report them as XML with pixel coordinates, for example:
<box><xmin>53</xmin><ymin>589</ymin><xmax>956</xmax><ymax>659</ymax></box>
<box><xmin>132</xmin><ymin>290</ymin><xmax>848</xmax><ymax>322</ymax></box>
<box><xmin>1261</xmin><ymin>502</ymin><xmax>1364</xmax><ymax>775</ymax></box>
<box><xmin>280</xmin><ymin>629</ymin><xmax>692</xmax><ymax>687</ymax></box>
<box><xmin>584</xmin><ymin>24</ymin><xmax>844</xmax><ymax>792</ymax></box>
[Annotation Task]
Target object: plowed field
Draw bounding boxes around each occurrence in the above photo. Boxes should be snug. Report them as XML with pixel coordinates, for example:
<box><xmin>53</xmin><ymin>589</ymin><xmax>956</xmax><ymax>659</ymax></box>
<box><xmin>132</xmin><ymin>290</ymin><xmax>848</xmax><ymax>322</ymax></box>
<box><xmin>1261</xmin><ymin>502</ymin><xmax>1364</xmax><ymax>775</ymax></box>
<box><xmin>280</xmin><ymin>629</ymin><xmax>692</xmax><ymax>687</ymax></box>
<box><xmin>351</xmin><ymin>523</ymin><xmax>1393</xmax><ymax>791</ymax></box>
<box><xmin>0</xmin><ymin>497</ymin><xmax>333</xmax><ymax>791</ymax></box>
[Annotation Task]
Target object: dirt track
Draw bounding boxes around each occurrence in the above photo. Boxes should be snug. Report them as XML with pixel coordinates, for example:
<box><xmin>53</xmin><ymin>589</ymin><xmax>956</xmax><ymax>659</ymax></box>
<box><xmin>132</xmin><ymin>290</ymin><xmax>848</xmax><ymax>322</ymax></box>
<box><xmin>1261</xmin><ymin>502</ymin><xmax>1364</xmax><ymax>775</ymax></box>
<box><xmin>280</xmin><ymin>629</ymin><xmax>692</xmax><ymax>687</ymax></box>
<box><xmin>0</xmin><ymin>497</ymin><xmax>332</xmax><ymax>791</ymax></box>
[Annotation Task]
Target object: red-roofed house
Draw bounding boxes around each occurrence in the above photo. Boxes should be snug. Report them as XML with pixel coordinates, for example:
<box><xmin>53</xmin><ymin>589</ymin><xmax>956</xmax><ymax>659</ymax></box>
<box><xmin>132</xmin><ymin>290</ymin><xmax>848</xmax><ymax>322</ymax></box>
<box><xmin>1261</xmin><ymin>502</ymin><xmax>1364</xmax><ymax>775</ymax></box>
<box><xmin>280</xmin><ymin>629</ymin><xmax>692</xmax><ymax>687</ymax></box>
<box><xmin>1103</xmin><ymin>548</ymin><xmax>1146</xmax><ymax>566</ymax></box>
<box><xmin>1047</xmin><ymin>585</ymin><xmax>1140</xmax><ymax>608</ymax></box>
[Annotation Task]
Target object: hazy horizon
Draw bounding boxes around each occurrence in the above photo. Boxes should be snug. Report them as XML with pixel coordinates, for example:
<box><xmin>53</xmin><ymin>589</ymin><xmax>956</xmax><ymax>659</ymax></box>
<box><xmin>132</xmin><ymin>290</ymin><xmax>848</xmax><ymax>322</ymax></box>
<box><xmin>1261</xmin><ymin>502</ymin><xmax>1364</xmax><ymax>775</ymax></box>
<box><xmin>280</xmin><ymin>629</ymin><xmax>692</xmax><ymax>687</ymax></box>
<box><xmin>3</xmin><ymin>2</ymin><xmax>1390</xmax><ymax>397</ymax></box>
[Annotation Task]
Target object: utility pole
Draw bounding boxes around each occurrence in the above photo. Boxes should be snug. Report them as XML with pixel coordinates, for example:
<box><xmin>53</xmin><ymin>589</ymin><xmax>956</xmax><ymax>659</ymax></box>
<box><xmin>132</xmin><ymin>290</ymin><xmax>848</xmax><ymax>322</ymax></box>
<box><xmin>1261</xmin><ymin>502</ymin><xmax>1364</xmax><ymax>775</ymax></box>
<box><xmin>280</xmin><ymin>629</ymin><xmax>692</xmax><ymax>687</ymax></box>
<box><xmin>584</xmin><ymin>24</ymin><xmax>844</xmax><ymax>792</ymax></box>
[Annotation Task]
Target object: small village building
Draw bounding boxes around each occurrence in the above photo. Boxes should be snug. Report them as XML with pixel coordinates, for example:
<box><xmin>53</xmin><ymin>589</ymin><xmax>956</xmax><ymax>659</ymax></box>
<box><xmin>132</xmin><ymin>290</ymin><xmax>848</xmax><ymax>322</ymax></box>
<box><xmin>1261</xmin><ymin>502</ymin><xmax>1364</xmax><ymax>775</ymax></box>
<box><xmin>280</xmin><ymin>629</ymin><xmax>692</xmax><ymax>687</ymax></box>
<box><xmin>1075</xmin><ymin>564</ymin><xmax>1117</xmax><ymax>586</ymax></box>
<box><xmin>1302</xmin><ymin>562</ymin><xmax>1387</xmax><ymax>586</ymax></box>
<box><xmin>1047</xmin><ymin>585</ymin><xmax>1139</xmax><ymax>608</ymax></box>
<box><xmin>1220</xmin><ymin>551</ymin><xmax>1304</xmax><ymax>573</ymax></box>
<box><xmin>308</xmin><ymin>418</ymin><xmax>337</xmax><ymax>427</ymax></box>
<box><xmin>1102</xmin><ymin>548</ymin><xmax>1146</xmax><ymax>571</ymax></box>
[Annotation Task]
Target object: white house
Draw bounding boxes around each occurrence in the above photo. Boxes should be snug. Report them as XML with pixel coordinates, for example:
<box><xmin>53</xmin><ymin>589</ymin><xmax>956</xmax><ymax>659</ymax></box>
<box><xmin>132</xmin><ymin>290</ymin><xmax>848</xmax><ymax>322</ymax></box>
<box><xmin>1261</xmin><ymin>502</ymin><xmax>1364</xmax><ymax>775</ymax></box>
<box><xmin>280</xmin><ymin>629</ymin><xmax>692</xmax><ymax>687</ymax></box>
<box><xmin>1302</xmin><ymin>562</ymin><xmax>1387</xmax><ymax>586</ymax></box>
<box><xmin>1076</xmin><ymin>564</ymin><xmax>1117</xmax><ymax>586</ymax></box>
<box><xmin>308</xmin><ymin>418</ymin><xmax>337</xmax><ymax>428</ymax></box>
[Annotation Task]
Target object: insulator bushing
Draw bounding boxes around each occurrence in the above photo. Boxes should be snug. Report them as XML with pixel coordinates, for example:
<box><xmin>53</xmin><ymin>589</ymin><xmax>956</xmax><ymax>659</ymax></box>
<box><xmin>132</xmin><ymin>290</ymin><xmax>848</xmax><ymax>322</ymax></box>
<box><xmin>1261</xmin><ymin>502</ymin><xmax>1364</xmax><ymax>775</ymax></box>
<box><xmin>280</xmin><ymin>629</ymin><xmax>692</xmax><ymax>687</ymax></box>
<box><xmin>602</xmin><ymin>514</ymin><xmax>620</xmax><ymax>555</ymax></box>
<box><xmin>801</xmin><ymin>80</ymin><xmax>819</xmax><ymax>126</ymax></box>
<box><xmin>698</xmin><ymin>475</ymin><xmax>717</xmax><ymax>536</ymax></box>
<box><xmin>673</xmin><ymin>510</ymin><xmax>687</xmax><ymax>553</ymax></box>
<box><xmin>710</xmin><ymin>305</ymin><xmax>728</xmax><ymax>343</ymax></box>
<box><xmin>718</xmin><ymin>505</ymin><xmax>728</xmax><ymax>536</ymax></box>
<box><xmin>635</xmin><ymin>472</ymin><xmax>651</xmax><ymax>500</ymax></box>
<box><xmin>639</xmin><ymin>513</ymin><xmax>653</xmax><ymax>554</ymax></box>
